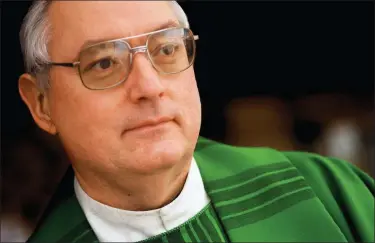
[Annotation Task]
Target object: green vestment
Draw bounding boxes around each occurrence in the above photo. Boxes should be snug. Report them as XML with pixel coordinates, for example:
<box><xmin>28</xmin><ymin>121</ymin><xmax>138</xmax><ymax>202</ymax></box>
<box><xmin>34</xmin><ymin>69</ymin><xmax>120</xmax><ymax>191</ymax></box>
<box><xmin>27</xmin><ymin>137</ymin><xmax>374</xmax><ymax>242</ymax></box>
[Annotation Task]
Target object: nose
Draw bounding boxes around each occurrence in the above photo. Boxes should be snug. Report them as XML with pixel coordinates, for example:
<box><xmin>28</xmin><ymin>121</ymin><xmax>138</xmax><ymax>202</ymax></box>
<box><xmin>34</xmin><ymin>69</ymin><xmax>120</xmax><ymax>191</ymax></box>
<box><xmin>126</xmin><ymin>52</ymin><xmax>166</xmax><ymax>103</ymax></box>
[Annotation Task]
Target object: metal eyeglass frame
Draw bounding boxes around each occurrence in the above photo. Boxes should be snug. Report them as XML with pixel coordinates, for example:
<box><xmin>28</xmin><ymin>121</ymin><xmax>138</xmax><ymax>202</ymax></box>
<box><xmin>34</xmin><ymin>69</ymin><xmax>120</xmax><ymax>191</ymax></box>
<box><xmin>47</xmin><ymin>27</ymin><xmax>199</xmax><ymax>90</ymax></box>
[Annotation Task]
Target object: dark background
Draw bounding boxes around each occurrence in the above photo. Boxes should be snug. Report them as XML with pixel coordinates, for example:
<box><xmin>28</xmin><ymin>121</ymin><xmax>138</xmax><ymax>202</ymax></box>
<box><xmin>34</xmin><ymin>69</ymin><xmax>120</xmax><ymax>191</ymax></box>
<box><xmin>1</xmin><ymin>1</ymin><xmax>374</xmax><ymax>241</ymax></box>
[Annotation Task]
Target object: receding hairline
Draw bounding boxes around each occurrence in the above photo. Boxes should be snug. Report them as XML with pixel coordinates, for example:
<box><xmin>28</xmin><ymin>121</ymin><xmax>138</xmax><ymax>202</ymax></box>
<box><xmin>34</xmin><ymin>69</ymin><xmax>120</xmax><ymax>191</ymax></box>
<box><xmin>47</xmin><ymin>1</ymin><xmax>186</xmax><ymax>58</ymax></box>
<box><xmin>20</xmin><ymin>0</ymin><xmax>189</xmax><ymax>90</ymax></box>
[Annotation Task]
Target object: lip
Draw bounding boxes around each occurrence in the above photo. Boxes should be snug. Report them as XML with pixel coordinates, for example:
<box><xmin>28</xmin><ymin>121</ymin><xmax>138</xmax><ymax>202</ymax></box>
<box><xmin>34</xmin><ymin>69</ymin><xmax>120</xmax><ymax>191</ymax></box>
<box><xmin>125</xmin><ymin>117</ymin><xmax>173</xmax><ymax>133</ymax></box>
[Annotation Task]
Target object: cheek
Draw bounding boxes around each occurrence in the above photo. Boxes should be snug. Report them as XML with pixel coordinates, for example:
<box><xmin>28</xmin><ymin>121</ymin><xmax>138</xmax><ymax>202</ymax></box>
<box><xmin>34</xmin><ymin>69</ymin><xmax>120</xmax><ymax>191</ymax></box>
<box><xmin>172</xmin><ymin>71</ymin><xmax>202</xmax><ymax>133</ymax></box>
<box><xmin>48</xmin><ymin>74</ymin><xmax>119</xmax><ymax>135</ymax></box>
<box><xmin>171</xmin><ymin>69</ymin><xmax>200</xmax><ymax>99</ymax></box>
<box><xmin>179</xmin><ymin>70</ymin><xmax>201</xmax><ymax>108</ymax></box>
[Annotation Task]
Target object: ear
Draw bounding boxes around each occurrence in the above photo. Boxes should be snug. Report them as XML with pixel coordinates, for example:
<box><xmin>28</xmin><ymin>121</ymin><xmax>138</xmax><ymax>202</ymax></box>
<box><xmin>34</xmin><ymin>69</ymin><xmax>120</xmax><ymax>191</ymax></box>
<box><xmin>18</xmin><ymin>73</ymin><xmax>57</xmax><ymax>135</ymax></box>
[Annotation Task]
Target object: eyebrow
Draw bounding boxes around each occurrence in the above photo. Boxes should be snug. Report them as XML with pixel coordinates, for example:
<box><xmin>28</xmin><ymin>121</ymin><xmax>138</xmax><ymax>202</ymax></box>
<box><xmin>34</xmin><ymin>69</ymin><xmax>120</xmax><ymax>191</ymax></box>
<box><xmin>80</xmin><ymin>20</ymin><xmax>180</xmax><ymax>50</ymax></box>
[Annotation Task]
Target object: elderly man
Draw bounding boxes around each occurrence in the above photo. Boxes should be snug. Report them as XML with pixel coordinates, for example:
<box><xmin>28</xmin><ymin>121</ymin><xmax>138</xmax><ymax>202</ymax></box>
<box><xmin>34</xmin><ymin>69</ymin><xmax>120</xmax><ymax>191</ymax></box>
<box><xmin>18</xmin><ymin>1</ymin><xmax>373</xmax><ymax>242</ymax></box>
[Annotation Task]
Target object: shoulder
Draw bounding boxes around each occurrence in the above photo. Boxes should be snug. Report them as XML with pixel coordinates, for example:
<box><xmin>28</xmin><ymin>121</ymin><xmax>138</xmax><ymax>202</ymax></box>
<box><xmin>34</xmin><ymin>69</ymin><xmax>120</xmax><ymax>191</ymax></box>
<box><xmin>282</xmin><ymin>150</ymin><xmax>374</xmax><ymax>193</ymax></box>
<box><xmin>283</xmin><ymin>151</ymin><xmax>374</xmax><ymax>242</ymax></box>
<box><xmin>196</xmin><ymin>137</ymin><xmax>374</xmax><ymax>242</ymax></box>
<box><xmin>196</xmin><ymin>136</ymin><xmax>374</xmax><ymax>190</ymax></box>
<box><xmin>27</xmin><ymin>167</ymin><xmax>92</xmax><ymax>243</ymax></box>
<box><xmin>195</xmin><ymin>136</ymin><xmax>288</xmax><ymax>165</ymax></box>
<box><xmin>197</xmin><ymin>136</ymin><xmax>374</xmax><ymax>203</ymax></box>
<box><xmin>27</xmin><ymin>196</ymin><xmax>89</xmax><ymax>243</ymax></box>
<box><xmin>282</xmin><ymin>150</ymin><xmax>374</xmax><ymax>210</ymax></box>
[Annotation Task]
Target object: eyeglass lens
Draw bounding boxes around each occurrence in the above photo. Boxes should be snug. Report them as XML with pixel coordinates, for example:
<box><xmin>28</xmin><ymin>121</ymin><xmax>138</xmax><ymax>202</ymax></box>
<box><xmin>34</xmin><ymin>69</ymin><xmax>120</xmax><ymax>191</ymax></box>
<box><xmin>78</xmin><ymin>28</ymin><xmax>196</xmax><ymax>90</ymax></box>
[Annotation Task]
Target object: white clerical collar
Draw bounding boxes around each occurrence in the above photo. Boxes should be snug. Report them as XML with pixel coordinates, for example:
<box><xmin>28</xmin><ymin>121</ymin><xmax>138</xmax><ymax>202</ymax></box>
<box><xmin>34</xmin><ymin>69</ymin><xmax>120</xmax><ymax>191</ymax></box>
<box><xmin>74</xmin><ymin>157</ymin><xmax>210</xmax><ymax>242</ymax></box>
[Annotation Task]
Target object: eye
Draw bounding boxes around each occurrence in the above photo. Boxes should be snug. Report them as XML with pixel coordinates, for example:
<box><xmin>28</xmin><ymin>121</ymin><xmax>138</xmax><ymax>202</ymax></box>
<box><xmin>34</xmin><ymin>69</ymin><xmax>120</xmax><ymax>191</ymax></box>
<box><xmin>93</xmin><ymin>58</ymin><xmax>113</xmax><ymax>70</ymax></box>
<box><xmin>161</xmin><ymin>44</ymin><xmax>176</xmax><ymax>55</ymax></box>
<box><xmin>85</xmin><ymin>57</ymin><xmax>117</xmax><ymax>72</ymax></box>
<box><xmin>153</xmin><ymin>43</ymin><xmax>179</xmax><ymax>56</ymax></box>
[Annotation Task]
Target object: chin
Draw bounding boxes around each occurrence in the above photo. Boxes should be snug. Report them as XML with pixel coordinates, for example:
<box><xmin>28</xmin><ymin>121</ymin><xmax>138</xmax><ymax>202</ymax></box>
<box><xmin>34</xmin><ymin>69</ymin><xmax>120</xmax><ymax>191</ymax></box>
<box><xmin>120</xmin><ymin>134</ymin><xmax>191</xmax><ymax>174</ymax></box>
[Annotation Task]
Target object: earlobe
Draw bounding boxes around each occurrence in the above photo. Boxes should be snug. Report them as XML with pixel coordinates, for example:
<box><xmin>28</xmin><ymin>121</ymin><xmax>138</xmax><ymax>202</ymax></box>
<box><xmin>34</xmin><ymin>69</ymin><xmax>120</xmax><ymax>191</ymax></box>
<box><xmin>18</xmin><ymin>73</ymin><xmax>57</xmax><ymax>135</ymax></box>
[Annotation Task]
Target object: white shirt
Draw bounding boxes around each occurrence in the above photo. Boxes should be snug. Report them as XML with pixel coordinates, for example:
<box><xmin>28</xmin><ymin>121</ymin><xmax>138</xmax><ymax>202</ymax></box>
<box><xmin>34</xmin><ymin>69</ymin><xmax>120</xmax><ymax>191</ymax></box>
<box><xmin>74</xmin><ymin>157</ymin><xmax>210</xmax><ymax>242</ymax></box>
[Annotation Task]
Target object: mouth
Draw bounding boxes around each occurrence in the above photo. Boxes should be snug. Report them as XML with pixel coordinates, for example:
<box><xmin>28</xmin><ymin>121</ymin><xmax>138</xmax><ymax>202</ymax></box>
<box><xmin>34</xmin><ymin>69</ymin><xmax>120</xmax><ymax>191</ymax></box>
<box><xmin>124</xmin><ymin>117</ymin><xmax>174</xmax><ymax>135</ymax></box>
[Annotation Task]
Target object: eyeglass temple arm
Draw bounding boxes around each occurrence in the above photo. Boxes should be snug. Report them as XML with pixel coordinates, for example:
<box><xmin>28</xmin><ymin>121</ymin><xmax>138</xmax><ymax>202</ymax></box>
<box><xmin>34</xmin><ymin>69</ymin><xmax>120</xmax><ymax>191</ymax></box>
<box><xmin>48</xmin><ymin>62</ymin><xmax>79</xmax><ymax>67</ymax></box>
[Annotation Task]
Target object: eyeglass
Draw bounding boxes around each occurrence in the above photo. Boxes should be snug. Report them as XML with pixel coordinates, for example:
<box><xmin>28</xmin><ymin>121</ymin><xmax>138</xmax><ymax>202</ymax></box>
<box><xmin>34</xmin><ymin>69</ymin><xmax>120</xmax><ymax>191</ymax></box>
<box><xmin>48</xmin><ymin>27</ymin><xmax>199</xmax><ymax>90</ymax></box>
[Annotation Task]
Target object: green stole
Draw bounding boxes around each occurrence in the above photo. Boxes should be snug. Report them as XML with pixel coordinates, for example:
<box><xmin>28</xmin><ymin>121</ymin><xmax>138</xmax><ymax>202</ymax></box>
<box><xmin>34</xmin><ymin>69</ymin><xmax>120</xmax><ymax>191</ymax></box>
<box><xmin>27</xmin><ymin>137</ymin><xmax>374</xmax><ymax>242</ymax></box>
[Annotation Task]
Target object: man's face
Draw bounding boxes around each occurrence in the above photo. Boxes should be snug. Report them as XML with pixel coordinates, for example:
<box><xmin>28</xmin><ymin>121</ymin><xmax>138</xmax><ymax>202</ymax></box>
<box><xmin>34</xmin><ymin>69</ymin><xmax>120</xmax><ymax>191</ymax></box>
<box><xmin>45</xmin><ymin>1</ymin><xmax>201</xmax><ymax>174</ymax></box>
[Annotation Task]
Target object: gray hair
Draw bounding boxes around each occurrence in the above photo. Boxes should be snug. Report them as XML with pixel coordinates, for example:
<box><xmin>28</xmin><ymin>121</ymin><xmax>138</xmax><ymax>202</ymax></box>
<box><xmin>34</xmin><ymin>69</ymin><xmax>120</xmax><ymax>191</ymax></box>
<box><xmin>20</xmin><ymin>1</ymin><xmax>190</xmax><ymax>91</ymax></box>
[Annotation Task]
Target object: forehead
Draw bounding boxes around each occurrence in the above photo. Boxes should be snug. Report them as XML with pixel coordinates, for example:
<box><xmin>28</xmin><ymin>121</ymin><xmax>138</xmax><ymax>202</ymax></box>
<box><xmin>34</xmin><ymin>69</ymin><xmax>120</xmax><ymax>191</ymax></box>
<box><xmin>47</xmin><ymin>1</ymin><xmax>178</xmax><ymax>60</ymax></box>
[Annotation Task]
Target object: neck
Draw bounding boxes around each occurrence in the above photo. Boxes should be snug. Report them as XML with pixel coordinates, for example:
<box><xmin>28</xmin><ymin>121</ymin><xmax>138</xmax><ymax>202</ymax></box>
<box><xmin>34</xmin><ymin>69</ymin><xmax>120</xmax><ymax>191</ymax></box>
<box><xmin>73</xmin><ymin>157</ymin><xmax>192</xmax><ymax>211</ymax></box>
